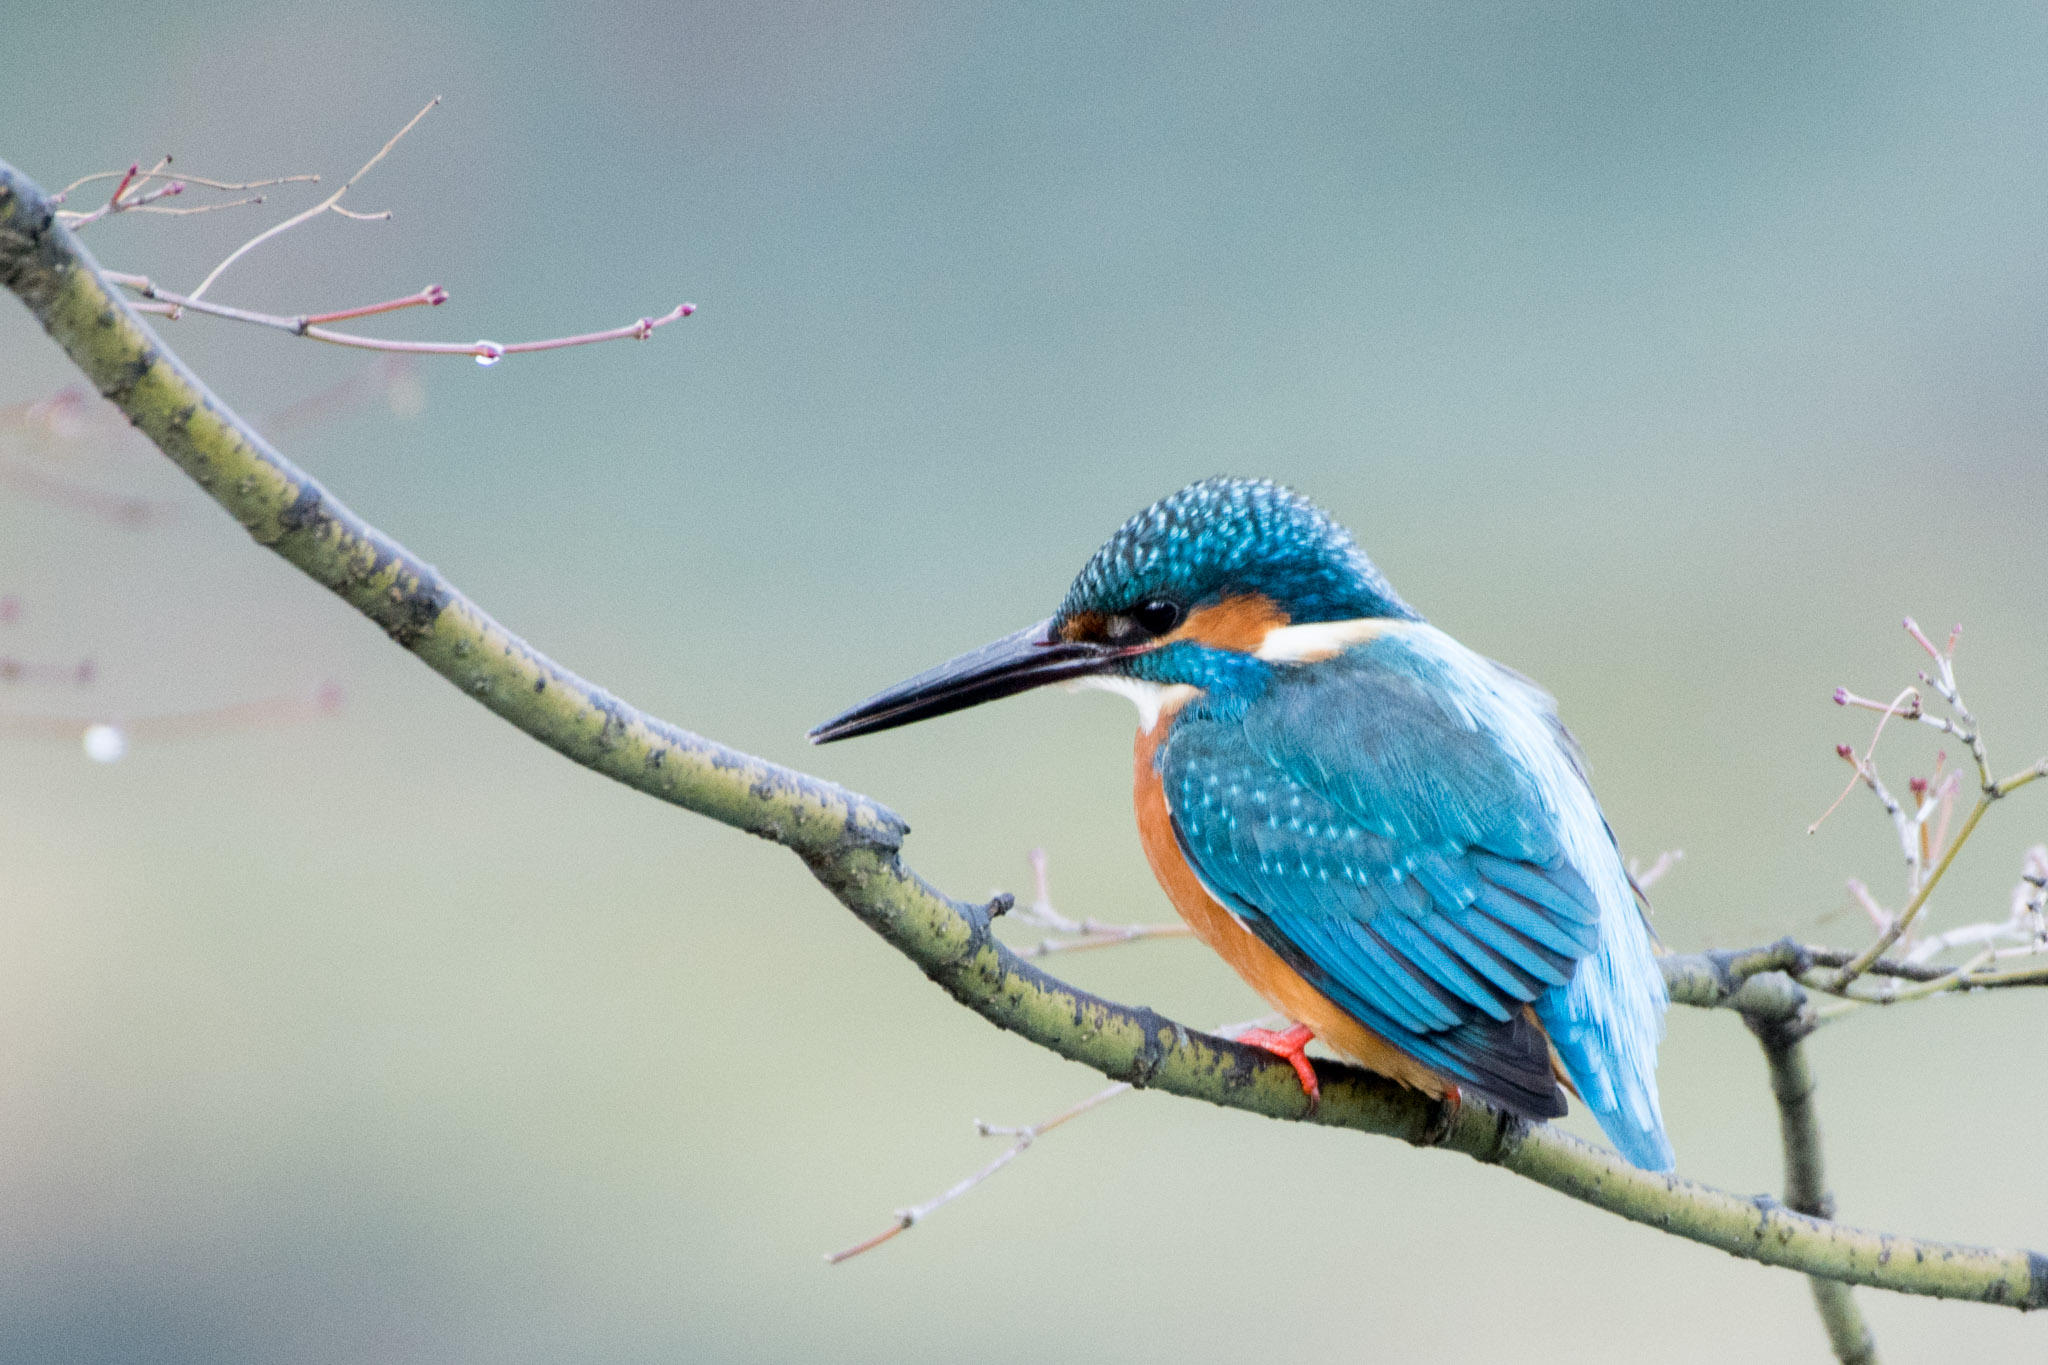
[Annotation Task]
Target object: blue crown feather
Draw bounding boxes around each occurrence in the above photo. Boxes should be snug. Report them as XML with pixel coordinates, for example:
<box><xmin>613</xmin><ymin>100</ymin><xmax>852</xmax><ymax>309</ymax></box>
<box><xmin>1058</xmin><ymin>477</ymin><xmax>1419</xmax><ymax>626</ymax></box>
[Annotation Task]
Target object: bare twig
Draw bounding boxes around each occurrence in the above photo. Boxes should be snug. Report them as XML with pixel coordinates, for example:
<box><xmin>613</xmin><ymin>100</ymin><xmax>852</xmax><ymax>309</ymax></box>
<box><xmin>0</xmin><ymin>459</ymin><xmax>165</xmax><ymax>526</ymax></box>
<box><xmin>1797</xmin><ymin>945</ymin><xmax>1946</xmax><ymax>983</ymax></box>
<box><xmin>0</xmin><ymin>682</ymin><xmax>345</xmax><ymax>763</ymax></box>
<box><xmin>1629</xmin><ymin>848</ymin><xmax>1684</xmax><ymax>891</ymax></box>
<box><xmin>56</xmin><ymin>161</ymin><xmax>172</xmax><ymax>228</ymax></box>
<box><xmin>1906</xmin><ymin>617</ymin><xmax>1994</xmax><ymax>791</ymax></box>
<box><xmin>1835</xmin><ymin>783</ymin><xmax>2020</xmax><ymax>990</ymax></box>
<box><xmin>186</xmin><ymin>97</ymin><xmax>438</xmax><ymax>301</ymax></box>
<box><xmin>1813</xmin><ymin>688</ymin><xmax>1926</xmax><ymax>894</ymax></box>
<box><xmin>1005</xmin><ymin>848</ymin><xmax>1193</xmax><ymax>957</ymax></box>
<box><xmin>0</xmin><ymin>654</ymin><xmax>94</xmax><ymax>686</ymax></box>
<box><xmin>1844</xmin><ymin>879</ymin><xmax>1891</xmax><ymax>934</ymax></box>
<box><xmin>53</xmin><ymin>156</ymin><xmax>280</xmax><ymax>230</ymax></box>
<box><xmin>1824</xmin><ymin>621</ymin><xmax>2048</xmax><ymax>990</ymax></box>
<box><xmin>301</xmin><ymin>285</ymin><xmax>448</xmax><ymax>326</ymax></box>
<box><xmin>826</xmin><ymin>1018</ymin><xmax>1273</xmax><ymax>1264</ymax></box>
<box><xmin>127</xmin><ymin>194</ymin><xmax>269</xmax><ymax>218</ymax></box>
<box><xmin>0</xmin><ymin>386</ymin><xmax>99</xmax><ymax>443</ymax></box>
<box><xmin>824</xmin><ymin>1081</ymin><xmax>1133</xmax><ymax>1263</ymax></box>
<box><xmin>50</xmin><ymin>163</ymin><xmax>315</xmax><ymax>203</ymax></box>
<box><xmin>258</xmin><ymin>356</ymin><xmax>424</xmax><ymax>435</ymax></box>
<box><xmin>1810</xmin><ymin>685</ymin><xmax>1920</xmax><ymax>840</ymax></box>
<box><xmin>103</xmin><ymin>271</ymin><xmax>693</xmax><ymax>361</ymax></box>
<box><xmin>69</xmin><ymin>104</ymin><xmax>691</xmax><ymax>366</ymax></box>
<box><xmin>1903</xmin><ymin>846</ymin><xmax>2048</xmax><ymax>964</ymax></box>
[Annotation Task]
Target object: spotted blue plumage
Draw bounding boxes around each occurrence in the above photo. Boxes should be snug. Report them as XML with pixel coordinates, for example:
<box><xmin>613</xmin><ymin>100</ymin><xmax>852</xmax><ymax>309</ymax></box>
<box><xmin>1080</xmin><ymin>479</ymin><xmax>1673</xmax><ymax>1171</ymax></box>
<box><xmin>1061</xmin><ymin>478</ymin><xmax>1418</xmax><ymax>626</ymax></box>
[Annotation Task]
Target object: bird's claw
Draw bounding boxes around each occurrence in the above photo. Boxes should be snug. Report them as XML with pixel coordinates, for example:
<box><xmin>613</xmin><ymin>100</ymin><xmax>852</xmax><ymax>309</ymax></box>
<box><xmin>1237</xmin><ymin>1023</ymin><xmax>1321</xmax><ymax>1112</ymax></box>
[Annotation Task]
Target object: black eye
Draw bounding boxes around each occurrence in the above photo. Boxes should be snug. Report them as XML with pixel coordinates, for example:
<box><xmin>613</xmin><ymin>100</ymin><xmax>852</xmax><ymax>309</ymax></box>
<box><xmin>1131</xmin><ymin>598</ymin><xmax>1184</xmax><ymax>636</ymax></box>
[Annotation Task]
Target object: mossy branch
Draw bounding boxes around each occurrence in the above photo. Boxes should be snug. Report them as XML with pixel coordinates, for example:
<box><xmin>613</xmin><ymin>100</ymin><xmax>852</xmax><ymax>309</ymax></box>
<box><xmin>4</xmin><ymin>158</ymin><xmax>2043</xmax><ymax>1313</ymax></box>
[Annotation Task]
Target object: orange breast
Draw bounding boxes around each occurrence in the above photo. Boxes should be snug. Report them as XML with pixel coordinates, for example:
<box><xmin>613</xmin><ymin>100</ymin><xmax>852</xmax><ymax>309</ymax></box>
<box><xmin>1132</xmin><ymin>714</ymin><xmax>1448</xmax><ymax>1099</ymax></box>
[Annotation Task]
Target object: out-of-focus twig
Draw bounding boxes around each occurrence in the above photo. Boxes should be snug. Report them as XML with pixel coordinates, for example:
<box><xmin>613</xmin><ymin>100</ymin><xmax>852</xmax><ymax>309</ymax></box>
<box><xmin>824</xmin><ymin>1081</ymin><xmax>1132</xmax><ymax>1264</ymax></box>
<box><xmin>258</xmin><ymin>355</ymin><xmax>425</xmax><ymax>435</ymax></box>
<box><xmin>0</xmin><ymin>681</ymin><xmax>345</xmax><ymax>763</ymax></box>
<box><xmin>1629</xmin><ymin>848</ymin><xmax>1684</xmax><ymax>891</ymax></box>
<box><xmin>1003</xmin><ymin>848</ymin><xmax>1192</xmax><ymax>957</ymax></box>
<box><xmin>0</xmin><ymin>459</ymin><xmax>165</xmax><ymax>526</ymax></box>
<box><xmin>826</xmin><ymin>1018</ymin><xmax>1272</xmax><ymax>1264</ymax></box>
<box><xmin>0</xmin><ymin>654</ymin><xmax>93</xmax><ymax>686</ymax></box>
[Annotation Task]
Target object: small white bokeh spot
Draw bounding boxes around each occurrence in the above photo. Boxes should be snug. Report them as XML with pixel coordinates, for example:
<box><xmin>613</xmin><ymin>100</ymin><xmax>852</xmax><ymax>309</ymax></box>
<box><xmin>82</xmin><ymin>723</ymin><xmax>128</xmax><ymax>763</ymax></box>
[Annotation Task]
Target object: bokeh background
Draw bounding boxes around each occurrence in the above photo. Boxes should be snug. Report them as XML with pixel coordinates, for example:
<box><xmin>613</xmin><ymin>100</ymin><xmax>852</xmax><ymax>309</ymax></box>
<box><xmin>4</xmin><ymin>3</ymin><xmax>2047</xmax><ymax>1361</ymax></box>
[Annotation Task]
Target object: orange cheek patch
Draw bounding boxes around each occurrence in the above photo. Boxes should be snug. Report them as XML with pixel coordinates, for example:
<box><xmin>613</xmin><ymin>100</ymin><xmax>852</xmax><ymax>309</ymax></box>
<box><xmin>1170</xmin><ymin>593</ymin><xmax>1290</xmax><ymax>652</ymax></box>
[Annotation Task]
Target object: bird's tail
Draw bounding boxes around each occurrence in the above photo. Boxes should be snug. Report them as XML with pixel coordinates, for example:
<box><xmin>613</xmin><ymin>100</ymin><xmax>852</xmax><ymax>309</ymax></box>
<box><xmin>1535</xmin><ymin>904</ymin><xmax>1674</xmax><ymax>1172</ymax></box>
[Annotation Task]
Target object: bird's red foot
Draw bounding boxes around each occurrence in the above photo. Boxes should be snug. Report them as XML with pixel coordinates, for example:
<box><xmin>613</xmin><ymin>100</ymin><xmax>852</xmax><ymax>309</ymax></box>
<box><xmin>1423</xmin><ymin>1082</ymin><xmax>1463</xmax><ymax>1145</ymax></box>
<box><xmin>1237</xmin><ymin>1024</ymin><xmax>1320</xmax><ymax>1110</ymax></box>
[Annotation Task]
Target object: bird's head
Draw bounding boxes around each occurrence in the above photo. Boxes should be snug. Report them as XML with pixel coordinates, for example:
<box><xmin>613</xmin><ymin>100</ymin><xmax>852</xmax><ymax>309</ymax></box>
<box><xmin>809</xmin><ymin>477</ymin><xmax>1418</xmax><ymax>742</ymax></box>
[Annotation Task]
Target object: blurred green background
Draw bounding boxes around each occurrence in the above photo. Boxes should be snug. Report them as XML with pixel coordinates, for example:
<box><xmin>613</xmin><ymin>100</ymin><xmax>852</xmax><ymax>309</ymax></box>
<box><xmin>4</xmin><ymin>3</ymin><xmax>2046</xmax><ymax>1360</ymax></box>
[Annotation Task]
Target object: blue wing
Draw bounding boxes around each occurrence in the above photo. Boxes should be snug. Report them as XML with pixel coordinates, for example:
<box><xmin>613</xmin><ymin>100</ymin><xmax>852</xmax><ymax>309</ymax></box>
<box><xmin>1157</xmin><ymin>646</ymin><xmax>1607</xmax><ymax>1121</ymax></box>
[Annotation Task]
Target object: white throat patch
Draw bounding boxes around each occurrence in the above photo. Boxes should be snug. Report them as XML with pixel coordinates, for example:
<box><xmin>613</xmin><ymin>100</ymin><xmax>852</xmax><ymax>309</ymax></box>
<box><xmin>1066</xmin><ymin>674</ymin><xmax>1200</xmax><ymax>731</ymax></box>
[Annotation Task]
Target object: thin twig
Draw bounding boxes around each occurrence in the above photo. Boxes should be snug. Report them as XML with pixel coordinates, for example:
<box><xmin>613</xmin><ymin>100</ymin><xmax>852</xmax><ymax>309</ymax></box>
<box><xmin>1824</xmin><ymin>620</ymin><xmax>2047</xmax><ymax>989</ymax></box>
<box><xmin>1843</xmin><ymin>879</ymin><xmax>1891</xmax><ymax>934</ymax></box>
<box><xmin>0</xmin><ymin>683</ymin><xmax>345</xmax><ymax>759</ymax></box>
<box><xmin>57</xmin><ymin>158</ymin><xmax>197</xmax><ymax>229</ymax></box>
<box><xmin>1904</xmin><ymin>852</ymin><xmax>2048</xmax><ymax>964</ymax></box>
<box><xmin>1019</xmin><ymin>922</ymin><xmax>1195</xmax><ymax>956</ymax></box>
<box><xmin>0</xmin><ymin>654</ymin><xmax>94</xmax><ymax>686</ymax></box>
<box><xmin>258</xmin><ymin>356</ymin><xmax>422</xmax><ymax>435</ymax></box>
<box><xmin>50</xmin><ymin>164</ymin><xmax>315</xmax><ymax>201</ymax></box>
<box><xmin>1906</xmin><ymin>617</ymin><xmax>1993</xmax><ymax>791</ymax></box>
<box><xmin>106</xmin><ymin>272</ymin><xmax>692</xmax><ymax>360</ymax></box>
<box><xmin>0</xmin><ymin>459</ymin><xmax>165</xmax><ymax>526</ymax></box>
<box><xmin>186</xmin><ymin>97</ymin><xmax>438</xmax><ymax>301</ymax></box>
<box><xmin>824</xmin><ymin>1082</ymin><xmax>1133</xmax><ymax>1263</ymax></box>
<box><xmin>825</xmin><ymin>1018</ymin><xmax>1273</xmax><ymax>1264</ymax></box>
<box><xmin>1835</xmin><ymin>789</ymin><xmax>2012</xmax><ymax>990</ymax></box>
<box><xmin>1799</xmin><ymin>945</ymin><xmax>1947</xmax><ymax>983</ymax></box>
<box><xmin>301</xmin><ymin>285</ymin><xmax>448</xmax><ymax>325</ymax></box>
<box><xmin>1005</xmin><ymin>848</ymin><xmax>1193</xmax><ymax>956</ymax></box>
<box><xmin>127</xmin><ymin>194</ymin><xmax>268</xmax><ymax>218</ymax></box>
<box><xmin>1814</xmin><ymin>687</ymin><xmax>1926</xmax><ymax>896</ymax></box>
<box><xmin>1629</xmin><ymin>848</ymin><xmax>1684</xmax><ymax>892</ymax></box>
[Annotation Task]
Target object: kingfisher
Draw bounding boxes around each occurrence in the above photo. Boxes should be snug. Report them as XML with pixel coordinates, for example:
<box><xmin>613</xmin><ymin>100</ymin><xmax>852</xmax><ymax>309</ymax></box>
<box><xmin>810</xmin><ymin>477</ymin><xmax>1673</xmax><ymax>1170</ymax></box>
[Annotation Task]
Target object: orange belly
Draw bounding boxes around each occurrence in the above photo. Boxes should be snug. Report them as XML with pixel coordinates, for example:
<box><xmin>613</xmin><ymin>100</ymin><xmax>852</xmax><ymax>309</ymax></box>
<box><xmin>1132</xmin><ymin>717</ymin><xmax>1448</xmax><ymax>1099</ymax></box>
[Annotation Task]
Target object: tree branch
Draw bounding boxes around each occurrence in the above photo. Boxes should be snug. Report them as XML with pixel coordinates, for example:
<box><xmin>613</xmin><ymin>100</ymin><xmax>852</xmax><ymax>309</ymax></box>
<box><xmin>1747</xmin><ymin>1000</ymin><xmax>1880</xmax><ymax>1362</ymax></box>
<box><xmin>6</xmin><ymin>158</ymin><xmax>2045</xmax><ymax>1311</ymax></box>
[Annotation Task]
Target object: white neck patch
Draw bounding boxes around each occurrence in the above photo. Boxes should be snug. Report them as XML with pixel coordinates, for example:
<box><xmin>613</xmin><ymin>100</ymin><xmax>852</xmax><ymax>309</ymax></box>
<box><xmin>1066</xmin><ymin>674</ymin><xmax>1200</xmax><ymax>731</ymax></box>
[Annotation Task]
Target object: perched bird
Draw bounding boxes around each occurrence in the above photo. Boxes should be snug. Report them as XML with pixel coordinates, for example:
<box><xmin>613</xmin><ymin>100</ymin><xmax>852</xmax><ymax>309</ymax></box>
<box><xmin>811</xmin><ymin>477</ymin><xmax>1673</xmax><ymax>1170</ymax></box>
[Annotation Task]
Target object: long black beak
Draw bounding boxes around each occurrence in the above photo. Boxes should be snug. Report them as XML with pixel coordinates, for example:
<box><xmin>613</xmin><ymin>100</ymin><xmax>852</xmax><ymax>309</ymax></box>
<box><xmin>809</xmin><ymin>618</ymin><xmax>1119</xmax><ymax>744</ymax></box>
